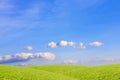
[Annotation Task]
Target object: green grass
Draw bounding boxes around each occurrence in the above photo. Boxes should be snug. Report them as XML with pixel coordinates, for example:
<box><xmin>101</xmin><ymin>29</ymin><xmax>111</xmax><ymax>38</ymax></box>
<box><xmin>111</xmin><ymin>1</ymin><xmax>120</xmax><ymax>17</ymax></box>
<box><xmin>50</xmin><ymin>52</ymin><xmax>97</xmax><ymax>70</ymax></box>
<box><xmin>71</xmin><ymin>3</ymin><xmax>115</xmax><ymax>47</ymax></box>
<box><xmin>0</xmin><ymin>64</ymin><xmax>120</xmax><ymax>80</ymax></box>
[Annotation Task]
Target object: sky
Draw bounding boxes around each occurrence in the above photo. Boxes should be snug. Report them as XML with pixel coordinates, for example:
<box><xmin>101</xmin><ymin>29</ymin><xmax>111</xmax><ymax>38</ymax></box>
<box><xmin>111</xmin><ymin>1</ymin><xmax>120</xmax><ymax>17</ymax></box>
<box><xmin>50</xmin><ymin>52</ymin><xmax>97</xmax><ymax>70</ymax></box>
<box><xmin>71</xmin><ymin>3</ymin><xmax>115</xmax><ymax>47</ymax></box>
<box><xmin>0</xmin><ymin>0</ymin><xmax>120</xmax><ymax>66</ymax></box>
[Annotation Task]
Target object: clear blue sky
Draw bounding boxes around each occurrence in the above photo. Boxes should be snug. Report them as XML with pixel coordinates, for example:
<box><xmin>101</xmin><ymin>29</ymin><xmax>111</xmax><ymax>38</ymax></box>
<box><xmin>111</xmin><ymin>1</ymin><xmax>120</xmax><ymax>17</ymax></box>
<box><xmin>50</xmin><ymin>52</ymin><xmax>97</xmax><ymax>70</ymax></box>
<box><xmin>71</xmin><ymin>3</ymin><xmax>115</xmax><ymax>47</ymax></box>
<box><xmin>0</xmin><ymin>0</ymin><xmax>120</xmax><ymax>65</ymax></box>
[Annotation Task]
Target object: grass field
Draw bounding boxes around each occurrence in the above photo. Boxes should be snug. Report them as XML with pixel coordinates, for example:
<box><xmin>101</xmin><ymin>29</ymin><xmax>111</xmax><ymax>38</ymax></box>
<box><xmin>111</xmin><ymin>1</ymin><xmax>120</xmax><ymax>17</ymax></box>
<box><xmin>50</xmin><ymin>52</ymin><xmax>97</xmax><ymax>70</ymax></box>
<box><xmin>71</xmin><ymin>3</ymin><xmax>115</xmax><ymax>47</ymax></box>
<box><xmin>0</xmin><ymin>64</ymin><xmax>120</xmax><ymax>80</ymax></box>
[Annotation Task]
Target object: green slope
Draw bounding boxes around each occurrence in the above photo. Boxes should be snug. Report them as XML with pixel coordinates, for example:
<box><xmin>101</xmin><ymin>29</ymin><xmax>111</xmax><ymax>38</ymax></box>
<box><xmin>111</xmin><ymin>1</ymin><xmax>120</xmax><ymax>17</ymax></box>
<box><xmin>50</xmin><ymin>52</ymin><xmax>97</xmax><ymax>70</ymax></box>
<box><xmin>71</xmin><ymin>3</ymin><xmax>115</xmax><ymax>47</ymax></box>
<box><xmin>1</xmin><ymin>64</ymin><xmax>120</xmax><ymax>80</ymax></box>
<box><xmin>29</xmin><ymin>64</ymin><xmax>120</xmax><ymax>80</ymax></box>
<box><xmin>0</xmin><ymin>65</ymin><xmax>77</xmax><ymax>80</ymax></box>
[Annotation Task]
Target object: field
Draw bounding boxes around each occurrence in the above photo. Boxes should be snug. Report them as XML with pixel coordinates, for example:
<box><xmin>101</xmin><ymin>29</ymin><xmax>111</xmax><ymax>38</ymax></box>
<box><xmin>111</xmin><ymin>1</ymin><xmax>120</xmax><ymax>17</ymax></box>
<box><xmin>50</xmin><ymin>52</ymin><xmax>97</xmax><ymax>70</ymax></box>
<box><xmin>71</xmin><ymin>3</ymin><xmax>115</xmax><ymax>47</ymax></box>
<box><xmin>0</xmin><ymin>64</ymin><xmax>120</xmax><ymax>80</ymax></box>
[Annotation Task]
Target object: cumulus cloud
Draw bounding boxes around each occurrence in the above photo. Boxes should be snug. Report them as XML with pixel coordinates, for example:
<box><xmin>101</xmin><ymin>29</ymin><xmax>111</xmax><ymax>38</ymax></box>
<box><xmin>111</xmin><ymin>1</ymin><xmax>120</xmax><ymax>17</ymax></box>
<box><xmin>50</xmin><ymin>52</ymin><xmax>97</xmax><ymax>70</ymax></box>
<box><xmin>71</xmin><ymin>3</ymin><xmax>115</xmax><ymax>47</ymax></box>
<box><xmin>0</xmin><ymin>52</ymin><xmax>56</xmax><ymax>64</ymax></box>
<box><xmin>67</xmin><ymin>41</ymin><xmax>76</xmax><ymax>46</ymax></box>
<box><xmin>63</xmin><ymin>60</ymin><xmax>78</xmax><ymax>64</ymax></box>
<box><xmin>58</xmin><ymin>40</ymin><xmax>76</xmax><ymax>47</ymax></box>
<box><xmin>48</xmin><ymin>40</ymin><xmax>104</xmax><ymax>49</ymax></box>
<box><xmin>89</xmin><ymin>41</ymin><xmax>103</xmax><ymax>47</ymax></box>
<box><xmin>23</xmin><ymin>46</ymin><xmax>33</xmax><ymax>50</ymax></box>
<box><xmin>58</xmin><ymin>40</ymin><xmax>68</xmax><ymax>47</ymax></box>
<box><xmin>48</xmin><ymin>42</ymin><xmax>57</xmax><ymax>48</ymax></box>
<box><xmin>77</xmin><ymin>43</ymin><xmax>86</xmax><ymax>49</ymax></box>
<box><xmin>48</xmin><ymin>40</ymin><xmax>76</xmax><ymax>48</ymax></box>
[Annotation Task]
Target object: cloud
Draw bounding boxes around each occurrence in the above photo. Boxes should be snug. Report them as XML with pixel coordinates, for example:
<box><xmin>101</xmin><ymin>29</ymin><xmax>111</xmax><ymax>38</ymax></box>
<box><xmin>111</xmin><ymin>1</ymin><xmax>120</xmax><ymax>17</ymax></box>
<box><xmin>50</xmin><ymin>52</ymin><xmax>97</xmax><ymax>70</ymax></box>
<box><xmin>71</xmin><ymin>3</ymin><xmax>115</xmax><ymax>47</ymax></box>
<box><xmin>58</xmin><ymin>40</ymin><xmax>68</xmax><ymax>47</ymax></box>
<box><xmin>0</xmin><ymin>52</ymin><xmax>56</xmax><ymax>64</ymax></box>
<box><xmin>59</xmin><ymin>40</ymin><xmax>76</xmax><ymax>47</ymax></box>
<box><xmin>48</xmin><ymin>40</ymin><xmax>76</xmax><ymax>48</ymax></box>
<box><xmin>68</xmin><ymin>41</ymin><xmax>76</xmax><ymax>46</ymax></box>
<box><xmin>63</xmin><ymin>60</ymin><xmax>78</xmax><ymax>64</ymax></box>
<box><xmin>48</xmin><ymin>40</ymin><xmax>85</xmax><ymax>49</ymax></box>
<box><xmin>89</xmin><ymin>41</ymin><xmax>103</xmax><ymax>47</ymax></box>
<box><xmin>58</xmin><ymin>40</ymin><xmax>76</xmax><ymax>47</ymax></box>
<box><xmin>48</xmin><ymin>42</ymin><xmax>57</xmax><ymax>48</ymax></box>
<box><xmin>77</xmin><ymin>43</ymin><xmax>86</xmax><ymax>49</ymax></box>
<box><xmin>48</xmin><ymin>40</ymin><xmax>104</xmax><ymax>49</ymax></box>
<box><xmin>23</xmin><ymin>46</ymin><xmax>33</xmax><ymax>50</ymax></box>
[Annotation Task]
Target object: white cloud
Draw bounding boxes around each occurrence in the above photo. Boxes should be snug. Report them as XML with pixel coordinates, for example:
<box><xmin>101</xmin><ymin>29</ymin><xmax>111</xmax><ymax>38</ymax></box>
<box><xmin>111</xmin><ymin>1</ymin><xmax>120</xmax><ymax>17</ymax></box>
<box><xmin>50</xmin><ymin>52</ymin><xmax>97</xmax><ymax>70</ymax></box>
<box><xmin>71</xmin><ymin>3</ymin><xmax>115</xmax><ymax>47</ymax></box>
<box><xmin>68</xmin><ymin>41</ymin><xmax>76</xmax><ymax>46</ymax></box>
<box><xmin>48</xmin><ymin>42</ymin><xmax>57</xmax><ymax>48</ymax></box>
<box><xmin>14</xmin><ymin>53</ymin><xmax>34</xmax><ymax>60</ymax></box>
<box><xmin>35</xmin><ymin>52</ymin><xmax>56</xmax><ymax>60</ymax></box>
<box><xmin>0</xmin><ymin>52</ymin><xmax>56</xmax><ymax>63</ymax></box>
<box><xmin>48</xmin><ymin>40</ymin><xmax>104</xmax><ymax>49</ymax></box>
<box><xmin>3</xmin><ymin>55</ymin><xmax>13</xmax><ymax>61</ymax></box>
<box><xmin>77</xmin><ymin>43</ymin><xmax>86</xmax><ymax>49</ymax></box>
<box><xmin>53</xmin><ymin>40</ymin><xmax>75</xmax><ymax>47</ymax></box>
<box><xmin>48</xmin><ymin>40</ymin><xmax>76</xmax><ymax>48</ymax></box>
<box><xmin>23</xmin><ymin>46</ymin><xmax>33</xmax><ymax>50</ymax></box>
<box><xmin>89</xmin><ymin>41</ymin><xmax>103</xmax><ymax>47</ymax></box>
<box><xmin>58</xmin><ymin>40</ymin><xmax>68</xmax><ymax>47</ymax></box>
<box><xmin>63</xmin><ymin>60</ymin><xmax>78</xmax><ymax>64</ymax></box>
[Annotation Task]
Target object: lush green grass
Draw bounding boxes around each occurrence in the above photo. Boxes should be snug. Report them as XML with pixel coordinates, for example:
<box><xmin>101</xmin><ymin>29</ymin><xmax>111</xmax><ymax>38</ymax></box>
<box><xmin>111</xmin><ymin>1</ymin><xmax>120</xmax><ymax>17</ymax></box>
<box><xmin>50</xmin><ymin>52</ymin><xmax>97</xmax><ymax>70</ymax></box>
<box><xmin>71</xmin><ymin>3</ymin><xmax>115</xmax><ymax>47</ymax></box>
<box><xmin>1</xmin><ymin>64</ymin><xmax>120</xmax><ymax>80</ymax></box>
<box><xmin>0</xmin><ymin>65</ymin><xmax>77</xmax><ymax>80</ymax></box>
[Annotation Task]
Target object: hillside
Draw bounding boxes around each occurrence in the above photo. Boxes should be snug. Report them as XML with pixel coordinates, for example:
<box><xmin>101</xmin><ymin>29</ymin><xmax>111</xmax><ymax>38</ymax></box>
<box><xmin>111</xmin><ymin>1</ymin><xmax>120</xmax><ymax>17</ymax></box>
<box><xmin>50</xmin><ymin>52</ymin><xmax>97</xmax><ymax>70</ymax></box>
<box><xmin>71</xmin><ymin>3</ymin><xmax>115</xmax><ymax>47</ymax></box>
<box><xmin>0</xmin><ymin>64</ymin><xmax>120</xmax><ymax>80</ymax></box>
<box><xmin>0</xmin><ymin>65</ymin><xmax>76</xmax><ymax>80</ymax></box>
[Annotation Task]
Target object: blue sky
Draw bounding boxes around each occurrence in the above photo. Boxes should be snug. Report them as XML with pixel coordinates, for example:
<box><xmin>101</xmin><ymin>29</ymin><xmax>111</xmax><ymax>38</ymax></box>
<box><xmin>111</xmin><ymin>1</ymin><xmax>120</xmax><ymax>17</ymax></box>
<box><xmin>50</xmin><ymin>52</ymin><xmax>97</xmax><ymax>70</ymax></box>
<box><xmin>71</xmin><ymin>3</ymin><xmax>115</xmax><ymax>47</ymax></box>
<box><xmin>0</xmin><ymin>0</ymin><xmax>120</xmax><ymax>65</ymax></box>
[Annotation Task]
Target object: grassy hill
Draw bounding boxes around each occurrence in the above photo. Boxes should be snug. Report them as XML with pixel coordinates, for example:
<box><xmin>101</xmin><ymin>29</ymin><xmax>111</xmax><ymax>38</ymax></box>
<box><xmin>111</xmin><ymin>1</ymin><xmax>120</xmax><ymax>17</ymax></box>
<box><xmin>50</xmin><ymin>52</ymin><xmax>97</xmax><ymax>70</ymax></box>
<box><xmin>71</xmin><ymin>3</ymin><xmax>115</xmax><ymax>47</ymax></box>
<box><xmin>0</xmin><ymin>64</ymin><xmax>120</xmax><ymax>80</ymax></box>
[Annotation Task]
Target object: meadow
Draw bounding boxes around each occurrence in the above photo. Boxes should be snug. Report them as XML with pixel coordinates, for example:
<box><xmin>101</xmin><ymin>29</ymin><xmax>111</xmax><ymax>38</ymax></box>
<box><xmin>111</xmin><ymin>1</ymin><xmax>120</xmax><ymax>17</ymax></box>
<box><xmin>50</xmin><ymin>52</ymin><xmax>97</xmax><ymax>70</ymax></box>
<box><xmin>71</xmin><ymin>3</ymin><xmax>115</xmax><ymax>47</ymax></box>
<box><xmin>0</xmin><ymin>64</ymin><xmax>120</xmax><ymax>80</ymax></box>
